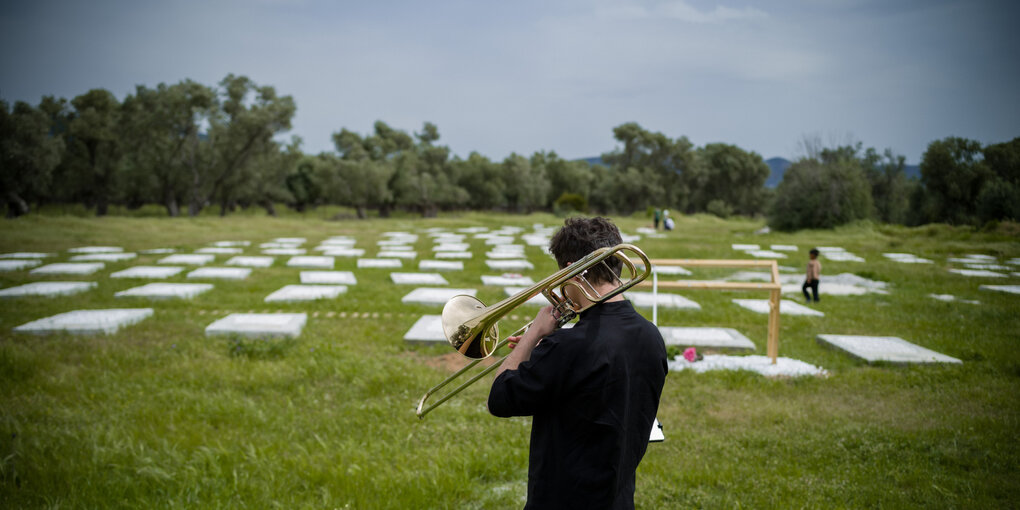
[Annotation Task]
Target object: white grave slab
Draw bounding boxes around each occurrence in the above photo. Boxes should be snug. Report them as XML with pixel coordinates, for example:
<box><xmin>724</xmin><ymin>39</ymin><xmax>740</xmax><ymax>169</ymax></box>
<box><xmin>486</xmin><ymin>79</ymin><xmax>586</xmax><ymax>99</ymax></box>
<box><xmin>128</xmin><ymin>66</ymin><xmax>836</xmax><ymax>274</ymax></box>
<box><xmin>434</xmin><ymin>243</ymin><xmax>471</xmax><ymax>252</ymax></box>
<box><xmin>817</xmin><ymin>334</ymin><xmax>961</xmax><ymax>364</ymax></box>
<box><xmin>823</xmin><ymin>251</ymin><xmax>865</xmax><ymax>262</ymax></box>
<box><xmin>0</xmin><ymin>259</ymin><xmax>41</xmax><ymax>271</ymax></box>
<box><xmin>1008</xmin><ymin>258</ymin><xmax>1020</xmax><ymax>266</ymax></box>
<box><xmin>482</xmin><ymin>274</ymin><xmax>536</xmax><ymax>286</ymax></box>
<box><xmin>391</xmin><ymin>272</ymin><xmax>449</xmax><ymax>285</ymax></box>
<box><xmin>522</xmin><ymin>234</ymin><xmax>550</xmax><ymax>246</ymax></box>
<box><xmin>403</xmin><ymin>314</ymin><xmax>447</xmax><ymax>343</ymax></box>
<box><xmin>211</xmin><ymin>240</ymin><xmax>250</xmax><ymax>247</ymax></box>
<box><xmin>14</xmin><ymin>308</ymin><xmax>153</xmax><ymax>335</ymax></box>
<box><xmin>68</xmin><ymin>246</ymin><xmax>123</xmax><ymax>254</ymax></box>
<box><xmin>262</xmin><ymin>248</ymin><xmax>306</xmax><ymax>256</ymax></box>
<box><xmin>197</xmin><ymin>247</ymin><xmax>243</xmax><ymax>255</ymax></box>
<box><xmin>883</xmin><ymin>253</ymin><xmax>933</xmax><ymax>264</ymax></box>
<box><xmin>659</xmin><ymin>327</ymin><xmax>755</xmax><ymax>350</ymax></box>
<box><xmin>419</xmin><ymin>260</ymin><xmax>464</xmax><ymax>271</ymax></box>
<box><xmin>746</xmin><ymin>250</ymin><xmax>787</xmax><ymax>259</ymax></box>
<box><xmin>979</xmin><ymin>285</ymin><xmax>1020</xmax><ymax>295</ymax></box>
<box><xmin>0</xmin><ymin>281</ymin><xmax>96</xmax><ymax>298</ymax></box>
<box><xmin>111</xmin><ymin>265</ymin><xmax>184</xmax><ymax>279</ymax></box>
<box><xmin>226</xmin><ymin>256</ymin><xmax>274</xmax><ymax>268</ymax></box>
<box><xmin>484</xmin><ymin>236</ymin><xmax>515</xmax><ymax>245</ymax></box>
<box><xmin>378</xmin><ymin>251</ymin><xmax>417</xmax><ymax>259</ymax></box>
<box><xmin>300</xmin><ymin>271</ymin><xmax>357</xmax><ymax>285</ymax></box>
<box><xmin>378</xmin><ymin>239</ymin><xmax>415</xmax><ymax>246</ymax></box>
<box><xmin>70</xmin><ymin>252</ymin><xmax>137</xmax><ymax>262</ymax></box>
<box><xmin>436</xmin><ymin>252</ymin><xmax>472</xmax><ymax>259</ymax></box>
<box><xmin>928</xmin><ymin>294</ymin><xmax>980</xmax><ymax>305</ymax></box>
<box><xmin>771</xmin><ymin>245</ymin><xmax>798</xmax><ymax>251</ymax></box>
<box><xmin>948</xmin><ymin>269</ymin><xmax>1007</xmax><ymax>278</ymax></box>
<box><xmin>159</xmin><ymin>254</ymin><xmax>215</xmax><ymax>265</ymax></box>
<box><xmin>733</xmin><ymin>299</ymin><xmax>824</xmax><ymax>316</ymax></box>
<box><xmin>963</xmin><ymin>263</ymin><xmax>1010</xmax><ymax>270</ymax></box>
<box><xmin>732</xmin><ymin>244</ymin><xmax>760</xmax><ymax>251</ymax></box>
<box><xmin>817</xmin><ymin>247</ymin><xmax>845</xmax><ymax>253</ymax></box>
<box><xmin>187</xmin><ymin>267</ymin><xmax>251</xmax><ymax>280</ymax></box>
<box><xmin>260</xmin><ymin>242</ymin><xmax>302</xmax><ymax>249</ymax></box>
<box><xmin>116</xmin><ymin>283</ymin><xmax>213</xmax><ymax>299</ymax></box>
<box><xmin>458</xmin><ymin>227</ymin><xmax>489</xmax><ymax>233</ymax></box>
<box><xmin>358</xmin><ymin>258</ymin><xmax>402</xmax><ymax>268</ymax></box>
<box><xmin>669</xmin><ymin>355</ymin><xmax>827</xmax><ymax>377</ymax></box>
<box><xmin>264</xmin><ymin>284</ymin><xmax>346</xmax><ymax>302</ymax></box>
<box><xmin>626</xmin><ymin>292</ymin><xmax>701</xmax><ymax>310</ymax></box>
<box><xmin>320</xmin><ymin>237</ymin><xmax>356</xmax><ymax>246</ymax></box>
<box><xmin>205</xmin><ymin>313</ymin><xmax>307</xmax><ymax>338</ymax></box>
<box><xmin>320</xmin><ymin>248</ymin><xmax>365</xmax><ymax>257</ymax></box>
<box><xmin>287</xmin><ymin>256</ymin><xmax>335</xmax><ymax>269</ymax></box>
<box><xmin>273</xmin><ymin>237</ymin><xmax>306</xmax><ymax>244</ymax></box>
<box><xmin>31</xmin><ymin>262</ymin><xmax>104</xmax><ymax>275</ymax></box>
<box><xmin>503</xmin><ymin>287</ymin><xmax>551</xmax><ymax>307</ymax></box>
<box><xmin>652</xmin><ymin>265</ymin><xmax>692</xmax><ymax>276</ymax></box>
<box><xmin>381</xmin><ymin>245</ymin><xmax>414</xmax><ymax>252</ymax></box>
<box><xmin>486</xmin><ymin>260</ymin><xmax>534</xmax><ymax>271</ymax></box>
<box><xmin>963</xmin><ymin>254</ymin><xmax>996</xmax><ymax>261</ymax></box>
<box><xmin>140</xmin><ymin>248</ymin><xmax>175</xmax><ymax>254</ymax></box>
<box><xmin>0</xmin><ymin>252</ymin><xmax>53</xmax><ymax>259</ymax></box>
<box><xmin>486</xmin><ymin>251</ymin><xmax>525</xmax><ymax>259</ymax></box>
<box><xmin>402</xmin><ymin>288</ymin><xmax>477</xmax><ymax>305</ymax></box>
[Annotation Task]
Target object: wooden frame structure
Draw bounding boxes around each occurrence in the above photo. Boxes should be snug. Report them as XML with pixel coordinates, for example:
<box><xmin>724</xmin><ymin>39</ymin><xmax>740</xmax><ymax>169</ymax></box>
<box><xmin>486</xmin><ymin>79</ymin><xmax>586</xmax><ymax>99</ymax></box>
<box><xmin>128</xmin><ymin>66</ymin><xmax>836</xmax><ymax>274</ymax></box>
<box><xmin>635</xmin><ymin>259</ymin><xmax>782</xmax><ymax>364</ymax></box>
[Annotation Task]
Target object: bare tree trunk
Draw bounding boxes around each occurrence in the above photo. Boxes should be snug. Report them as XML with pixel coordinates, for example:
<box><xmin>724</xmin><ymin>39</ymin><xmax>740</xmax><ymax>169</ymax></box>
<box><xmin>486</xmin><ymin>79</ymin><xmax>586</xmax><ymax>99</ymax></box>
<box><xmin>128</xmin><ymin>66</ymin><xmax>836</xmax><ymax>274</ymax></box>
<box><xmin>262</xmin><ymin>200</ymin><xmax>277</xmax><ymax>217</ymax></box>
<box><xmin>356</xmin><ymin>205</ymin><xmax>366</xmax><ymax>219</ymax></box>
<box><xmin>379</xmin><ymin>203</ymin><xmax>391</xmax><ymax>218</ymax></box>
<box><xmin>165</xmin><ymin>195</ymin><xmax>180</xmax><ymax>217</ymax></box>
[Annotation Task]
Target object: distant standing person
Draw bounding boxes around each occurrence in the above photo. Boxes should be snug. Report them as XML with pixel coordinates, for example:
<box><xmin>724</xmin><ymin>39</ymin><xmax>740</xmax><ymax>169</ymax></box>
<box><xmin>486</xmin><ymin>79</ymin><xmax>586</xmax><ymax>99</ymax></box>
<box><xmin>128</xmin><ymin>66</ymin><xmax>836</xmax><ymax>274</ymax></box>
<box><xmin>653</xmin><ymin>209</ymin><xmax>661</xmax><ymax>230</ymax></box>
<box><xmin>803</xmin><ymin>248</ymin><xmax>821</xmax><ymax>302</ymax></box>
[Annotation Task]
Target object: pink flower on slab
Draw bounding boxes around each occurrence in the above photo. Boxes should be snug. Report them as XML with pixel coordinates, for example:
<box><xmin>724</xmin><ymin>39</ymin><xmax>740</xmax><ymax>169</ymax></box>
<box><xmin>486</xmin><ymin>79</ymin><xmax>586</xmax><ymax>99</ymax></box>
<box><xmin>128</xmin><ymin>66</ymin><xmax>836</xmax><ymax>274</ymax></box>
<box><xmin>683</xmin><ymin>347</ymin><xmax>697</xmax><ymax>363</ymax></box>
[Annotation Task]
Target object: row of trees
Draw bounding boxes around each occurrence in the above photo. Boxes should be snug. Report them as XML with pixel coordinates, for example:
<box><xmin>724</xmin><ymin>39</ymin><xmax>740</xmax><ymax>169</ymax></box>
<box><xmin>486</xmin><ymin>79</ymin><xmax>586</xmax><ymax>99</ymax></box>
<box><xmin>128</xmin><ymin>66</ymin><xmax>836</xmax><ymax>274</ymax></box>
<box><xmin>768</xmin><ymin>137</ymin><xmax>1019</xmax><ymax>230</ymax></box>
<box><xmin>1</xmin><ymin>76</ymin><xmax>770</xmax><ymax>219</ymax></box>
<box><xmin>1</xmin><ymin>75</ymin><xmax>1016</xmax><ymax>229</ymax></box>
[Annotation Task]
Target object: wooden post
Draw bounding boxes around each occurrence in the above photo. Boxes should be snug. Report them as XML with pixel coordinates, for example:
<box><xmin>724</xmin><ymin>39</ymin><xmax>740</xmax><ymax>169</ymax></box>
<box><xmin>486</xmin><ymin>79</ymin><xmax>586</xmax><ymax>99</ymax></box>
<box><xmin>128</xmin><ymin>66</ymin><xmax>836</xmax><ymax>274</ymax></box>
<box><xmin>767</xmin><ymin>261</ymin><xmax>781</xmax><ymax>364</ymax></box>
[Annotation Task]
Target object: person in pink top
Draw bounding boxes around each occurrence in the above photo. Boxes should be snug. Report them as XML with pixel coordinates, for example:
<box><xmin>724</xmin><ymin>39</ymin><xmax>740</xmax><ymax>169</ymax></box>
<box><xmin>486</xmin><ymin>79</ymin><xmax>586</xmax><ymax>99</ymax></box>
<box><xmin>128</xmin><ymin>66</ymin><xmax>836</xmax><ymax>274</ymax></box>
<box><xmin>802</xmin><ymin>248</ymin><xmax>821</xmax><ymax>302</ymax></box>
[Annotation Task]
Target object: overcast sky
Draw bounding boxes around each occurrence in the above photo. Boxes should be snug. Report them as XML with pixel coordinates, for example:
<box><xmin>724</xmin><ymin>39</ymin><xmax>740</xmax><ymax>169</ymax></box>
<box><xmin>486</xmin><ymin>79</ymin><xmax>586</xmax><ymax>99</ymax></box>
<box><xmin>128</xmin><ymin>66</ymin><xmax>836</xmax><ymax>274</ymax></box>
<box><xmin>2</xmin><ymin>0</ymin><xmax>1017</xmax><ymax>163</ymax></box>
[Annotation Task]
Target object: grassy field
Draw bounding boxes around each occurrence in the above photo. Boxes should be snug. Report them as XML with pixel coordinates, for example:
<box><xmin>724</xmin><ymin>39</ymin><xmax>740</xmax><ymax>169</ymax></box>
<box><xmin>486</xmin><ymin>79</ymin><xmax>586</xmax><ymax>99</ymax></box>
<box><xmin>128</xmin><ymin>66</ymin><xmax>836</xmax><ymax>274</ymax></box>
<box><xmin>1</xmin><ymin>210</ymin><xmax>1018</xmax><ymax>509</ymax></box>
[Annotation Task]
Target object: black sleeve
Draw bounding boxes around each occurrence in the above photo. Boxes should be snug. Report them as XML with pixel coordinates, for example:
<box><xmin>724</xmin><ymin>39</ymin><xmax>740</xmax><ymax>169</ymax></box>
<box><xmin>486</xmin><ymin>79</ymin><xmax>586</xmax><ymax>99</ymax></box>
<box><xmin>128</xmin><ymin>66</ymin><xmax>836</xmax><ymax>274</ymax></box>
<box><xmin>487</xmin><ymin>336</ymin><xmax>565</xmax><ymax>417</ymax></box>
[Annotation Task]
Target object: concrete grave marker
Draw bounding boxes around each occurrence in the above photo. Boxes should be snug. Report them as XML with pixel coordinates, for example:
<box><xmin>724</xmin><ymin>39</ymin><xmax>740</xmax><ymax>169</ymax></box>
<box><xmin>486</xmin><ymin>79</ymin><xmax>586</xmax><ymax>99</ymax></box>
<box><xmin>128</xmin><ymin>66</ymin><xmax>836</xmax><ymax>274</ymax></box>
<box><xmin>433</xmin><ymin>243</ymin><xmax>471</xmax><ymax>252</ymax></box>
<box><xmin>659</xmin><ymin>327</ymin><xmax>755</xmax><ymax>350</ymax></box>
<box><xmin>287</xmin><ymin>256</ymin><xmax>335</xmax><ymax>269</ymax></box>
<box><xmin>486</xmin><ymin>260</ymin><xmax>534</xmax><ymax>271</ymax></box>
<box><xmin>651</xmin><ymin>265</ymin><xmax>692</xmax><ymax>276</ymax></box>
<box><xmin>226</xmin><ymin>256</ymin><xmax>274</xmax><ymax>268</ymax></box>
<box><xmin>68</xmin><ymin>246</ymin><xmax>123</xmax><ymax>254</ymax></box>
<box><xmin>822</xmin><ymin>251</ymin><xmax>865</xmax><ymax>262</ymax></box>
<box><xmin>419</xmin><ymin>260</ymin><xmax>464</xmax><ymax>271</ymax></box>
<box><xmin>482</xmin><ymin>274</ymin><xmax>535</xmax><ymax>286</ymax></box>
<box><xmin>262</xmin><ymin>248</ymin><xmax>306</xmax><ymax>256</ymax></box>
<box><xmin>980</xmin><ymin>285</ymin><xmax>1020</xmax><ymax>295</ymax></box>
<box><xmin>358</xmin><ymin>258</ymin><xmax>402</xmax><ymax>268</ymax></box>
<box><xmin>264</xmin><ymin>284</ymin><xmax>347</xmax><ymax>302</ymax></box>
<box><xmin>669</xmin><ymin>355</ymin><xmax>827</xmax><ymax>377</ymax></box>
<box><xmin>486</xmin><ymin>250</ymin><xmax>526</xmax><ymax>259</ymax></box>
<box><xmin>378</xmin><ymin>251</ymin><xmax>417</xmax><ymax>259</ymax></box>
<box><xmin>401</xmin><ymin>287</ymin><xmax>477</xmax><ymax>305</ymax></box>
<box><xmin>963</xmin><ymin>263</ymin><xmax>1010</xmax><ymax>270</ymax></box>
<box><xmin>320</xmin><ymin>248</ymin><xmax>365</xmax><ymax>257</ymax></box>
<box><xmin>116</xmin><ymin>283</ymin><xmax>213</xmax><ymax>299</ymax></box>
<box><xmin>111</xmin><ymin>265</ymin><xmax>184</xmax><ymax>279</ymax></box>
<box><xmin>205</xmin><ymin>313</ymin><xmax>307</xmax><ymax>338</ymax></box>
<box><xmin>963</xmin><ymin>254</ymin><xmax>996</xmax><ymax>261</ymax></box>
<box><xmin>732</xmin><ymin>244</ymin><xmax>760</xmax><ymax>251</ymax></box>
<box><xmin>0</xmin><ymin>281</ymin><xmax>97</xmax><ymax>298</ymax></box>
<box><xmin>0</xmin><ymin>259</ymin><xmax>42</xmax><ymax>271</ymax></box>
<box><xmin>733</xmin><ymin>299</ymin><xmax>824</xmax><ymax>316</ymax></box>
<box><xmin>391</xmin><ymin>272</ymin><xmax>449</xmax><ymax>285</ymax></box>
<box><xmin>197</xmin><ymin>247</ymin><xmax>243</xmax><ymax>255</ymax></box>
<box><xmin>929</xmin><ymin>294</ymin><xmax>980</xmax><ymax>304</ymax></box>
<box><xmin>70</xmin><ymin>252</ymin><xmax>137</xmax><ymax>262</ymax></box>
<box><xmin>771</xmin><ymin>245</ymin><xmax>798</xmax><ymax>251</ymax></box>
<box><xmin>626</xmin><ymin>292</ymin><xmax>701</xmax><ymax>310</ymax></box>
<box><xmin>883</xmin><ymin>253</ymin><xmax>933</xmax><ymax>264</ymax></box>
<box><xmin>436</xmin><ymin>252</ymin><xmax>472</xmax><ymax>259</ymax></box>
<box><xmin>817</xmin><ymin>334</ymin><xmax>961</xmax><ymax>364</ymax></box>
<box><xmin>14</xmin><ymin>308</ymin><xmax>153</xmax><ymax>335</ymax></box>
<box><xmin>159</xmin><ymin>254</ymin><xmax>215</xmax><ymax>265</ymax></box>
<box><xmin>746</xmin><ymin>250</ymin><xmax>788</xmax><ymax>259</ymax></box>
<box><xmin>187</xmin><ymin>267</ymin><xmax>252</xmax><ymax>280</ymax></box>
<box><xmin>0</xmin><ymin>252</ymin><xmax>53</xmax><ymax>259</ymax></box>
<box><xmin>273</xmin><ymin>237</ymin><xmax>306</xmax><ymax>244</ymax></box>
<box><xmin>31</xmin><ymin>262</ymin><xmax>104</xmax><ymax>275</ymax></box>
<box><xmin>140</xmin><ymin>248</ymin><xmax>175</xmax><ymax>254</ymax></box>
<box><xmin>211</xmin><ymin>240</ymin><xmax>250</xmax><ymax>247</ymax></box>
<box><xmin>403</xmin><ymin>314</ymin><xmax>446</xmax><ymax>343</ymax></box>
<box><xmin>260</xmin><ymin>242</ymin><xmax>302</xmax><ymax>249</ymax></box>
<box><xmin>300</xmin><ymin>271</ymin><xmax>357</xmax><ymax>285</ymax></box>
<box><xmin>948</xmin><ymin>269</ymin><xmax>1007</xmax><ymax>278</ymax></box>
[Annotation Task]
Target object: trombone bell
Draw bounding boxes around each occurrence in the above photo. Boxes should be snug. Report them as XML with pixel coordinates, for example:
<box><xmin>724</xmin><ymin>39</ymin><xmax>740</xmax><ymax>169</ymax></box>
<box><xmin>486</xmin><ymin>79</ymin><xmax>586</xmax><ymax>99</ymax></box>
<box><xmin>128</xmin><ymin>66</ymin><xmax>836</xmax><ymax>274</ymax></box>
<box><xmin>442</xmin><ymin>294</ymin><xmax>500</xmax><ymax>359</ymax></box>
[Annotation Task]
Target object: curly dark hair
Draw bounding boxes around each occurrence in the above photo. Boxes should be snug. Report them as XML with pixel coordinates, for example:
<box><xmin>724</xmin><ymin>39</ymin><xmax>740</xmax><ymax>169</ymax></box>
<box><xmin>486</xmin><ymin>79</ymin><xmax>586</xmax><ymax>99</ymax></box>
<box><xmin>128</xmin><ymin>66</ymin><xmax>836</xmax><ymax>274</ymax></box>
<box><xmin>548</xmin><ymin>216</ymin><xmax>624</xmax><ymax>285</ymax></box>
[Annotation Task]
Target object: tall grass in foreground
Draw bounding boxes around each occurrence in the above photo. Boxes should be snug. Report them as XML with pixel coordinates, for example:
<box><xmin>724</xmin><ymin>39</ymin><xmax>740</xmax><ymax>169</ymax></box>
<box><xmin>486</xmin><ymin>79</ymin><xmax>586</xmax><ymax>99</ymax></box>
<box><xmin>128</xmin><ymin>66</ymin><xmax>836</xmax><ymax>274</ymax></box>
<box><xmin>1</xmin><ymin>213</ymin><xmax>1018</xmax><ymax>508</ymax></box>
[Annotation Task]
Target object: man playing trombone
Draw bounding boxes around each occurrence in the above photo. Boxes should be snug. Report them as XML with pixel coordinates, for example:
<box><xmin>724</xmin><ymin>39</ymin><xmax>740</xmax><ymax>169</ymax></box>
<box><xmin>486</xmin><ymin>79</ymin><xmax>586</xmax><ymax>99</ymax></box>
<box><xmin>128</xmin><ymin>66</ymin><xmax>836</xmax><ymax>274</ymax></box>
<box><xmin>487</xmin><ymin>217</ymin><xmax>668</xmax><ymax>510</ymax></box>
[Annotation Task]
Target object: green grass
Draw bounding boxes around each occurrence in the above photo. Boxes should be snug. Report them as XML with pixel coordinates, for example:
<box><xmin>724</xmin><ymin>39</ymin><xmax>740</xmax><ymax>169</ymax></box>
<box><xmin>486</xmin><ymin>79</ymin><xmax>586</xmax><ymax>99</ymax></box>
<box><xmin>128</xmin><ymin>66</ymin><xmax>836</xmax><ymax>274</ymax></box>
<box><xmin>0</xmin><ymin>211</ymin><xmax>1018</xmax><ymax>509</ymax></box>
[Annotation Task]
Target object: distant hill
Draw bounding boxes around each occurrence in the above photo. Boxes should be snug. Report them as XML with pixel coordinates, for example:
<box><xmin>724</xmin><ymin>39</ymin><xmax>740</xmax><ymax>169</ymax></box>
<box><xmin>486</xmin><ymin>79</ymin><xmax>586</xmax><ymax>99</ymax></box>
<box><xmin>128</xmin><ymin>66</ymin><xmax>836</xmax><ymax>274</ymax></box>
<box><xmin>578</xmin><ymin>156</ymin><xmax>919</xmax><ymax>188</ymax></box>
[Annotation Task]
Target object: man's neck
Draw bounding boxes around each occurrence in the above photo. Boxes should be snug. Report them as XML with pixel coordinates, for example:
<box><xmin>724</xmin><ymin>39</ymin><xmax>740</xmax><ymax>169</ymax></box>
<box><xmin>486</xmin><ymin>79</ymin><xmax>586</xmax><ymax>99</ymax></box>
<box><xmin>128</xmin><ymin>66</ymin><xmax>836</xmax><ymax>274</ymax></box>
<box><xmin>573</xmin><ymin>281</ymin><xmax>626</xmax><ymax>309</ymax></box>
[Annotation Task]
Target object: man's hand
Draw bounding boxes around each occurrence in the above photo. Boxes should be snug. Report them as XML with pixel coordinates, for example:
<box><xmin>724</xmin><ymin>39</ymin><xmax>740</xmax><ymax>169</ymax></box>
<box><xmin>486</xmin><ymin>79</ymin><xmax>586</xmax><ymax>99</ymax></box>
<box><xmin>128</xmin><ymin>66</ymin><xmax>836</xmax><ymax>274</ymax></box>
<box><xmin>529</xmin><ymin>305</ymin><xmax>558</xmax><ymax>339</ymax></box>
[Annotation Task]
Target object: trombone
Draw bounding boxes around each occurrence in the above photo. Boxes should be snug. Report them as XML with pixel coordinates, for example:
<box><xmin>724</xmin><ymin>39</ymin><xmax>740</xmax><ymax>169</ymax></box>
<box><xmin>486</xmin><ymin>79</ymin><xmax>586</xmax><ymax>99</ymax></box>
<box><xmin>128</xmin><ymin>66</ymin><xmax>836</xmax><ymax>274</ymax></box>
<box><xmin>415</xmin><ymin>243</ymin><xmax>651</xmax><ymax>418</ymax></box>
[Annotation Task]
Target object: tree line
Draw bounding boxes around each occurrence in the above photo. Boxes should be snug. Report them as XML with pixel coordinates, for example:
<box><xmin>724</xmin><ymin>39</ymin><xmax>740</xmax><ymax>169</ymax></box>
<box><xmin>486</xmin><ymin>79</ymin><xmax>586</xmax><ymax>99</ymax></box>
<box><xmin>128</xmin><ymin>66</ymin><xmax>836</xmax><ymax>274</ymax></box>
<box><xmin>2</xmin><ymin>75</ymin><xmax>1017</xmax><ymax>229</ymax></box>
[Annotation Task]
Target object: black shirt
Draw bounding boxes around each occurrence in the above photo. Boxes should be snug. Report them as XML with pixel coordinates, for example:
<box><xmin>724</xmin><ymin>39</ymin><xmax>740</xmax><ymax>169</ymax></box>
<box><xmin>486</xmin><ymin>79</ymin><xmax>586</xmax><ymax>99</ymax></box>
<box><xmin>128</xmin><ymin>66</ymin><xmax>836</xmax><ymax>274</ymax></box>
<box><xmin>488</xmin><ymin>300</ymin><xmax>668</xmax><ymax>510</ymax></box>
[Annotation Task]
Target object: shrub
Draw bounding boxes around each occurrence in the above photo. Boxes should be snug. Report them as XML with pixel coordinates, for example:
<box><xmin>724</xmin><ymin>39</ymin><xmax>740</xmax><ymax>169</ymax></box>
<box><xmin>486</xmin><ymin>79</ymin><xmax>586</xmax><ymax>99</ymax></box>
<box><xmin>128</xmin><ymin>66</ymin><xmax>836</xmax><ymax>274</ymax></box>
<box><xmin>553</xmin><ymin>192</ymin><xmax>588</xmax><ymax>214</ymax></box>
<box><xmin>768</xmin><ymin>158</ymin><xmax>873</xmax><ymax>231</ymax></box>
<box><xmin>705</xmin><ymin>199</ymin><xmax>732</xmax><ymax>218</ymax></box>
